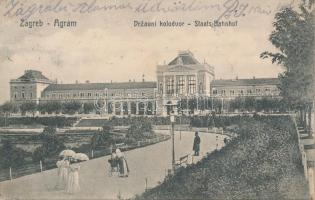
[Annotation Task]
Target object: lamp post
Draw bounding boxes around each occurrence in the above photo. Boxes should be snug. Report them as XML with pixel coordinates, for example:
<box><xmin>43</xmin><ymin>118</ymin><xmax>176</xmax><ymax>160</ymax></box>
<box><xmin>178</xmin><ymin>98</ymin><xmax>182</xmax><ymax>141</ymax></box>
<box><xmin>170</xmin><ymin>113</ymin><xmax>175</xmax><ymax>172</ymax></box>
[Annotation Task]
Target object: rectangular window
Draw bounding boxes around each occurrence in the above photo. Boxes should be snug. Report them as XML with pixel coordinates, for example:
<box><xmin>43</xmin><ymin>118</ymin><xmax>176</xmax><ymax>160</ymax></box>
<box><xmin>159</xmin><ymin>82</ymin><xmax>163</xmax><ymax>94</ymax></box>
<box><xmin>213</xmin><ymin>89</ymin><xmax>217</xmax><ymax>95</ymax></box>
<box><xmin>176</xmin><ymin>76</ymin><xmax>185</xmax><ymax>95</ymax></box>
<box><xmin>22</xmin><ymin>92</ymin><xmax>25</xmax><ymax>98</ymax></box>
<box><xmin>30</xmin><ymin>93</ymin><xmax>33</xmax><ymax>98</ymax></box>
<box><xmin>198</xmin><ymin>74</ymin><xmax>205</xmax><ymax>94</ymax></box>
<box><xmin>166</xmin><ymin>76</ymin><xmax>175</xmax><ymax>95</ymax></box>
<box><xmin>247</xmin><ymin>89</ymin><xmax>253</xmax><ymax>95</ymax></box>
<box><xmin>230</xmin><ymin>90</ymin><xmax>235</xmax><ymax>96</ymax></box>
<box><xmin>265</xmin><ymin>88</ymin><xmax>271</xmax><ymax>95</ymax></box>
<box><xmin>221</xmin><ymin>90</ymin><xmax>226</xmax><ymax>96</ymax></box>
<box><xmin>188</xmin><ymin>76</ymin><xmax>196</xmax><ymax>94</ymax></box>
<box><xmin>256</xmin><ymin>89</ymin><xmax>261</xmax><ymax>94</ymax></box>
<box><xmin>88</xmin><ymin>93</ymin><xmax>92</xmax><ymax>97</ymax></box>
<box><xmin>80</xmin><ymin>93</ymin><xmax>84</xmax><ymax>97</ymax></box>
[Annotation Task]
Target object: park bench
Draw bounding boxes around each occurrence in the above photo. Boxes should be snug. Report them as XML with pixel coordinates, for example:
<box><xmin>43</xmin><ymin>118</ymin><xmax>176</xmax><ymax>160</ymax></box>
<box><xmin>175</xmin><ymin>154</ymin><xmax>189</xmax><ymax>167</ymax></box>
<box><xmin>115</xmin><ymin>143</ymin><xmax>125</xmax><ymax>149</ymax></box>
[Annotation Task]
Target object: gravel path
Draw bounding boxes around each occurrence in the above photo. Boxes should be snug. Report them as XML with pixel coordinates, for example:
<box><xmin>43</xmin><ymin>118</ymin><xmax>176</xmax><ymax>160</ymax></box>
<box><xmin>0</xmin><ymin>131</ymin><xmax>226</xmax><ymax>200</ymax></box>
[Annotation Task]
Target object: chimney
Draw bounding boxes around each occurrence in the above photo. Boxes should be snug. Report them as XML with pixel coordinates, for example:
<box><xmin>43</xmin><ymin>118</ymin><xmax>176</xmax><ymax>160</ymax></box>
<box><xmin>236</xmin><ymin>76</ymin><xmax>238</xmax><ymax>80</ymax></box>
<box><xmin>253</xmin><ymin>76</ymin><xmax>256</xmax><ymax>80</ymax></box>
<box><xmin>142</xmin><ymin>74</ymin><xmax>145</xmax><ymax>82</ymax></box>
<box><xmin>129</xmin><ymin>79</ymin><xmax>131</xmax><ymax>82</ymax></box>
<box><xmin>86</xmin><ymin>80</ymin><xmax>90</xmax><ymax>83</ymax></box>
<box><xmin>75</xmin><ymin>80</ymin><xmax>79</xmax><ymax>84</ymax></box>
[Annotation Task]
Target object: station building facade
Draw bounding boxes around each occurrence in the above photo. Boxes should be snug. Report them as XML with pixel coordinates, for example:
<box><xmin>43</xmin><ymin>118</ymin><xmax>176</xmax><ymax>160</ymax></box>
<box><xmin>211</xmin><ymin>78</ymin><xmax>281</xmax><ymax>99</ymax></box>
<box><xmin>41</xmin><ymin>82</ymin><xmax>157</xmax><ymax>115</ymax></box>
<box><xmin>10</xmin><ymin>51</ymin><xmax>281</xmax><ymax>116</ymax></box>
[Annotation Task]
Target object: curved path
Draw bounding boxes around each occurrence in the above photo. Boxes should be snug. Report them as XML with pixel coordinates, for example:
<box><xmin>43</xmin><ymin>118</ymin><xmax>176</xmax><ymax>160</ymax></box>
<box><xmin>0</xmin><ymin>131</ymin><xmax>226</xmax><ymax>200</ymax></box>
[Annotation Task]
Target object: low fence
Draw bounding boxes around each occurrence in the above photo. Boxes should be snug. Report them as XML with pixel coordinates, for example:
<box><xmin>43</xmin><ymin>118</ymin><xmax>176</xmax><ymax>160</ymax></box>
<box><xmin>0</xmin><ymin>134</ymin><xmax>171</xmax><ymax>182</ymax></box>
<box><xmin>0</xmin><ymin>160</ymin><xmax>57</xmax><ymax>182</ymax></box>
<box><xmin>292</xmin><ymin>116</ymin><xmax>315</xmax><ymax>199</ymax></box>
<box><xmin>90</xmin><ymin>134</ymin><xmax>170</xmax><ymax>159</ymax></box>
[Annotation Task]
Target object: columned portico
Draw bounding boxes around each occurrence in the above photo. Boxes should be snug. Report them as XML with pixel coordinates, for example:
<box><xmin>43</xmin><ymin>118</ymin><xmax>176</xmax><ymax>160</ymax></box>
<box><xmin>128</xmin><ymin>101</ymin><xmax>131</xmax><ymax>115</ymax></box>
<box><xmin>136</xmin><ymin>102</ymin><xmax>139</xmax><ymax>115</ymax></box>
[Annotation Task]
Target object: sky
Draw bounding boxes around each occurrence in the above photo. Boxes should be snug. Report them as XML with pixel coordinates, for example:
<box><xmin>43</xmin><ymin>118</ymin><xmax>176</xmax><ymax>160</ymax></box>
<box><xmin>0</xmin><ymin>0</ymin><xmax>297</xmax><ymax>104</ymax></box>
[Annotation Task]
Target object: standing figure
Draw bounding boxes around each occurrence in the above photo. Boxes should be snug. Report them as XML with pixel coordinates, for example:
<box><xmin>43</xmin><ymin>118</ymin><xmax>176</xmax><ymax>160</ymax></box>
<box><xmin>66</xmin><ymin>159</ymin><xmax>80</xmax><ymax>194</ymax></box>
<box><xmin>55</xmin><ymin>157</ymin><xmax>69</xmax><ymax>190</ymax></box>
<box><xmin>193</xmin><ymin>132</ymin><xmax>201</xmax><ymax>156</ymax></box>
<box><xmin>116</xmin><ymin>149</ymin><xmax>129</xmax><ymax>177</ymax></box>
<box><xmin>108</xmin><ymin>149</ymin><xmax>119</xmax><ymax>176</ymax></box>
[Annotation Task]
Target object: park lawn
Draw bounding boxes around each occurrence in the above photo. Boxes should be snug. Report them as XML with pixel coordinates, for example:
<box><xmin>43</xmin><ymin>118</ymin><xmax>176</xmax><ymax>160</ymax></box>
<box><xmin>140</xmin><ymin>116</ymin><xmax>309</xmax><ymax>200</ymax></box>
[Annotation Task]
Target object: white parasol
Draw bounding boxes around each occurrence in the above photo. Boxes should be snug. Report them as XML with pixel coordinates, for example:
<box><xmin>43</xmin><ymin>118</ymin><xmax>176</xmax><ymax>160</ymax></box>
<box><xmin>73</xmin><ymin>153</ymin><xmax>89</xmax><ymax>161</ymax></box>
<box><xmin>59</xmin><ymin>149</ymin><xmax>76</xmax><ymax>158</ymax></box>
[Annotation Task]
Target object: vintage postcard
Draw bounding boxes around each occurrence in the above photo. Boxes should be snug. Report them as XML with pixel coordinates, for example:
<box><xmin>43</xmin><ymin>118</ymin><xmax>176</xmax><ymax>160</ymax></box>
<box><xmin>0</xmin><ymin>0</ymin><xmax>314</xmax><ymax>199</ymax></box>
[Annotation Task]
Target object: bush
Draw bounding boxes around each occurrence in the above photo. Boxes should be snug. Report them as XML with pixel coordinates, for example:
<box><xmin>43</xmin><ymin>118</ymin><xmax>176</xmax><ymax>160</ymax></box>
<box><xmin>62</xmin><ymin>101</ymin><xmax>82</xmax><ymax>114</ymax></box>
<box><xmin>32</xmin><ymin>126</ymin><xmax>65</xmax><ymax>162</ymax></box>
<box><xmin>0</xmin><ymin>141</ymin><xmax>27</xmax><ymax>168</ymax></box>
<box><xmin>127</xmin><ymin>120</ymin><xmax>152</xmax><ymax>139</ymax></box>
<box><xmin>0</xmin><ymin>116</ymin><xmax>79</xmax><ymax>127</ymax></box>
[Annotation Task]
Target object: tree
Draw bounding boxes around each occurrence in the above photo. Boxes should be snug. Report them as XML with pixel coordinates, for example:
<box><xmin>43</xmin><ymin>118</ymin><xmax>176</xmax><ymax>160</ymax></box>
<box><xmin>83</xmin><ymin>102</ymin><xmax>95</xmax><ymax>114</ymax></box>
<box><xmin>261</xmin><ymin>0</ymin><xmax>314</xmax><ymax>134</ymax></box>
<box><xmin>230</xmin><ymin>97</ymin><xmax>244</xmax><ymax>112</ymax></box>
<box><xmin>0</xmin><ymin>102</ymin><xmax>19</xmax><ymax>127</ymax></box>
<box><xmin>244</xmin><ymin>97</ymin><xmax>255</xmax><ymax>112</ymax></box>
<box><xmin>33</xmin><ymin>126</ymin><xmax>65</xmax><ymax>162</ymax></box>
<box><xmin>40</xmin><ymin>101</ymin><xmax>62</xmax><ymax>114</ymax></box>
<box><xmin>90</xmin><ymin>125</ymin><xmax>114</xmax><ymax>150</ymax></box>
<box><xmin>0</xmin><ymin>140</ymin><xmax>26</xmax><ymax>168</ymax></box>
<box><xmin>0</xmin><ymin>102</ymin><xmax>18</xmax><ymax>114</ymax></box>
<box><xmin>20</xmin><ymin>102</ymin><xmax>37</xmax><ymax>116</ymax></box>
<box><xmin>62</xmin><ymin>101</ymin><xmax>82</xmax><ymax>114</ymax></box>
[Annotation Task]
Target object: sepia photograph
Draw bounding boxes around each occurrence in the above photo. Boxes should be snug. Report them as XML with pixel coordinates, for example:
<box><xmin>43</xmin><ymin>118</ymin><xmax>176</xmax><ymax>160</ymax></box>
<box><xmin>0</xmin><ymin>0</ymin><xmax>314</xmax><ymax>199</ymax></box>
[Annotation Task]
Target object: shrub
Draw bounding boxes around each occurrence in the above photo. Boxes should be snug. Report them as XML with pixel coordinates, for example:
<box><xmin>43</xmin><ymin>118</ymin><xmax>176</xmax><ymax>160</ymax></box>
<box><xmin>32</xmin><ymin>126</ymin><xmax>65</xmax><ymax>162</ymax></box>
<box><xmin>0</xmin><ymin>141</ymin><xmax>27</xmax><ymax>168</ymax></box>
<box><xmin>0</xmin><ymin>116</ymin><xmax>79</xmax><ymax>127</ymax></box>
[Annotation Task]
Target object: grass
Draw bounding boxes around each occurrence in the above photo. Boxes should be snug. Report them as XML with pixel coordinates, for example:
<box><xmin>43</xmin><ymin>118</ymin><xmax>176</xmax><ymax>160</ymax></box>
<box><xmin>139</xmin><ymin>116</ymin><xmax>309</xmax><ymax>200</ymax></box>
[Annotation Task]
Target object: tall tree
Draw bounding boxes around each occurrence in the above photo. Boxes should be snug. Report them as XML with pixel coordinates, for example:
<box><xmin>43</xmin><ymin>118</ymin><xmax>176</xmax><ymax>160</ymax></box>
<box><xmin>20</xmin><ymin>102</ymin><xmax>37</xmax><ymax>116</ymax></box>
<box><xmin>261</xmin><ymin>0</ymin><xmax>314</xmax><ymax>134</ymax></box>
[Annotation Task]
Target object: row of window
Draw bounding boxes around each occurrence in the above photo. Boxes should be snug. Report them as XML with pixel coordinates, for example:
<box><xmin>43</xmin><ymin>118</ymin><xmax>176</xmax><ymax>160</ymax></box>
<box><xmin>212</xmin><ymin>88</ymin><xmax>279</xmax><ymax>96</ymax></box>
<box><xmin>13</xmin><ymin>92</ymin><xmax>33</xmax><ymax>99</ymax></box>
<box><xmin>13</xmin><ymin>86</ymin><xmax>33</xmax><ymax>89</ymax></box>
<box><xmin>45</xmin><ymin>91</ymin><xmax>150</xmax><ymax>99</ymax></box>
<box><xmin>162</xmin><ymin>75</ymin><xmax>206</xmax><ymax>95</ymax></box>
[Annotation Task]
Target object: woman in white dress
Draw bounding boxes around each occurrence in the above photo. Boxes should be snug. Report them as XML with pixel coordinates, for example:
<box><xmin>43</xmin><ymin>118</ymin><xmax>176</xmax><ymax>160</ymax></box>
<box><xmin>66</xmin><ymin>159</ymin><xmax>80</xmax><ymax>194</ymax></box>
<box><xmin>55</xmin><ymin>157</ymin><xmax>69</xmax><ymax>190</ymax></box>
<box><xmin>116</xmin><ymin>149</ymin><xmax>129</xmax><ymax>177</ymax></box>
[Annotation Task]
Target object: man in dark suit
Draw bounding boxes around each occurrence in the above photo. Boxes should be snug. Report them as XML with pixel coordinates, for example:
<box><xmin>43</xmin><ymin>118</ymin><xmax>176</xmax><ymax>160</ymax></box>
<box><xmin>193</xmin><ymin>132</ymin><xmax>201</xmax><ymax>156</ymax></box>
